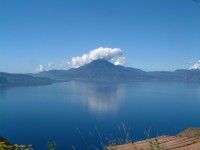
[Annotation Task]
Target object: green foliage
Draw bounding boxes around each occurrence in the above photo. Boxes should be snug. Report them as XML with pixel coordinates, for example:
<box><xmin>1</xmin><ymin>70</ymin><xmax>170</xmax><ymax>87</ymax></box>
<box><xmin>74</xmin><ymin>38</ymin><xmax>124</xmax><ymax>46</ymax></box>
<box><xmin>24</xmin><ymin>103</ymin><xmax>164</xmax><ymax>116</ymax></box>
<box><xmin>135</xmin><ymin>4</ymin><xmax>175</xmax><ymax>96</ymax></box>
<box><xmin>0</xmin><ymin>147</ymin><xmax>5</xmax><ymax>150</ymax></box>
<box><xmin>47</xmin><ymin>141</ymin><xmax>56</xmax><ymax>150</ymax></box>
<box><xmin>0</xmin><ymin>136</ymin><xmax>12</xmax><ymax>146</ymax></box>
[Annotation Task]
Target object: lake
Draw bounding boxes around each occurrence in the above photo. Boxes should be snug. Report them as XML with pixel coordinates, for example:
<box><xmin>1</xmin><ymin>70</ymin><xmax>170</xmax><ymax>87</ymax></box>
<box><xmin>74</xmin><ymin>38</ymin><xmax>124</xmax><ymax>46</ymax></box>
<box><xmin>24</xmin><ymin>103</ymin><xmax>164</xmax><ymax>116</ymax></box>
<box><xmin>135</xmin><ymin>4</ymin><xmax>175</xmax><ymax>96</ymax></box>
<box><xmin>0</xmin><ymin>81</ymin><xmax>200</xmax><ymax>149</ymax></box>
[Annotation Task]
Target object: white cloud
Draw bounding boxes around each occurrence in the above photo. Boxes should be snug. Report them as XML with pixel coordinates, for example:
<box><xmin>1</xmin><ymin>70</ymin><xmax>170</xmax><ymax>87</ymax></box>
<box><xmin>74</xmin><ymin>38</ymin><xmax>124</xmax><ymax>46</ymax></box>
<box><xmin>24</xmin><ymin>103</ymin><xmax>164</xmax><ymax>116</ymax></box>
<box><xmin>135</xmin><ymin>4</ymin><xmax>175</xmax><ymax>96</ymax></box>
<box><xmin>113</xmin><ymin>57</ymin><xmax>127</xmax><ymax>65</ymax></box>
<box><xmin>189</xmin><ymin>60</ymin><xmax>200</xmax><ymax>70</ymax></box>
<box><xmin>47</xmin><ymin>63</ymin><xmax>54</xmax><ymax>68</ymax></box>
<box><xmin>71</xmin><ymin>47</ymin><xmax>127</xmax><ymax>68</ymax></box>
<box><xmin>36</xmin><ymin>61</ymin><xmax>70</xmax><ymax>72</ymax></box>
<box><xmin>36</xmin><ymin>65</ymin><xmax>45</xmax><ymax>72</ymax></box>
<box><xmin>59</xmin><ymin>60</ymin><xmax>71</xmax><ymax>67</ymax></box>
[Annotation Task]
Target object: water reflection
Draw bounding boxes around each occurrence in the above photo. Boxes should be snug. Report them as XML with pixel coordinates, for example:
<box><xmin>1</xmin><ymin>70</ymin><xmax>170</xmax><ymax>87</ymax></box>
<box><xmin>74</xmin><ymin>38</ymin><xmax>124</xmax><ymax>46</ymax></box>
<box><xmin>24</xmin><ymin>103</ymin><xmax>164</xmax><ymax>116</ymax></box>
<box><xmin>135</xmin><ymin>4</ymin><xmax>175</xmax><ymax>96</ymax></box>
<box><xmin>197</xmin><ymin>87</ymin><xmax>200</xmax><ymax>103</ymax></box>
<box><xmin>70</xmin><ymin>81</ymin><xmax>125</xmax><ymax>113</ymax></box>
<box><xmin>0</xmin><ymin>88</ymin><xmax>7</xmax><ymax>100</ymax></box>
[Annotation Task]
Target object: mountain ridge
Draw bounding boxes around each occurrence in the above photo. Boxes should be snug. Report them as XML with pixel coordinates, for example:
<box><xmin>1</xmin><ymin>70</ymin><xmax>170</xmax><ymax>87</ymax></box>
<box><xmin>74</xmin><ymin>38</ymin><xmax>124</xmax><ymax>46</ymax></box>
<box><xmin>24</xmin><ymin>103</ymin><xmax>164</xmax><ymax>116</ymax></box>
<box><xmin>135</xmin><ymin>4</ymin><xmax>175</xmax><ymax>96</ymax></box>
<box><xmin>34</xmin><ymin>59</ymin><xmax>200</xmax><ymax>81</ymax></box>
<box><xmin>0</xmin><ymin>72</ymin><xmax>55</xmax><ymax>87</ymax></box>
<box><xmin>1</xmin><ymin>59</ymin><xmax>200</xmax><ymax>87</ymax></box>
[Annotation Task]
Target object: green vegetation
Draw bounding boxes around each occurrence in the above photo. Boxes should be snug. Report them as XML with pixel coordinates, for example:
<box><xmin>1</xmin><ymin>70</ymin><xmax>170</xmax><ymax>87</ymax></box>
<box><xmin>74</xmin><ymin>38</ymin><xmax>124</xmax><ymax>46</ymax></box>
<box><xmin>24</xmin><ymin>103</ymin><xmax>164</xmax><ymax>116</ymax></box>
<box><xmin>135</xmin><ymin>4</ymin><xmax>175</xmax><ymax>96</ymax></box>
<box><xmin>0</xmin><ymin>136</ymin><xmax>33</xmax><ymax>150</ymax></box>
<box><xmin>47</xmin><ymin>141</ymin><xmax>56</xmax><ymax>150</ymax></box>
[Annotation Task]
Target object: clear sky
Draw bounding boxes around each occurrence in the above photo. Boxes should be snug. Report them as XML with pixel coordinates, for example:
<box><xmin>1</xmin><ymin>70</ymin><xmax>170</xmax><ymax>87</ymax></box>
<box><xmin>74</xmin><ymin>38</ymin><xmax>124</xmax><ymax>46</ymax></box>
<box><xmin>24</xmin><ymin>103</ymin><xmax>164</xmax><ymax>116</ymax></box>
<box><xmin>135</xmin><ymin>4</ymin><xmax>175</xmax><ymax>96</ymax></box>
<box><xmin>0</xmin><ymin>0</ymin><xmax>200</xmax><ymax>73</ymax></box>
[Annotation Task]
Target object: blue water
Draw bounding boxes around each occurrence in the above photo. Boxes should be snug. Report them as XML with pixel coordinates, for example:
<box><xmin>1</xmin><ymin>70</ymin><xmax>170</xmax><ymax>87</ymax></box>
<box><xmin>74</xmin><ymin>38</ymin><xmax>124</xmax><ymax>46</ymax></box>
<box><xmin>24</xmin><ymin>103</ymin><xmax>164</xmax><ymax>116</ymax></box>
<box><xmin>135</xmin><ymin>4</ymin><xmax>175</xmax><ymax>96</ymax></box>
<box><xmin>0</xmin><ymin>81</ymin><xmax>200</xmax><ymax>149</ymax></box>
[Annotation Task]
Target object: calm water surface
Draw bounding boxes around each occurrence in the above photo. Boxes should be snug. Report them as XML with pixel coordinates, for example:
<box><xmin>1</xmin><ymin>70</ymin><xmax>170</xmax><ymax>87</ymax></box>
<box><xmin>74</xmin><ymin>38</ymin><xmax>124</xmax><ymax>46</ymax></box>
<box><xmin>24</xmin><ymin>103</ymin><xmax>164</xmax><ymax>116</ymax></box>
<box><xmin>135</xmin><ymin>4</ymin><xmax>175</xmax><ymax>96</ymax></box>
<box><xmin>0</xmin><ymin>81</ymin><xmax>200</xmax><ymax>149</ymax></box>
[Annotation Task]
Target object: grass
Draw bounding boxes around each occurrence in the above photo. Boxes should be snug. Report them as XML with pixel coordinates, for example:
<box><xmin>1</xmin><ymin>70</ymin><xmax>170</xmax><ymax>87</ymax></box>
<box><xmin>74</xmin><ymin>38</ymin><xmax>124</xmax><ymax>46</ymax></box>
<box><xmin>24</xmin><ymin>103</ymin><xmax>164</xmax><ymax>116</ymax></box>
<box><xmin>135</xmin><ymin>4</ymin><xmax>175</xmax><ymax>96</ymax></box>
<box><xmin>1</xmin><ymin>123</ymin><xmax>165</xmax><ymax>150</ymax></box>
<box><xmin>104</xmin><ymin>122</ymin><xmax>137</xmax><ymax>150</ymax></box>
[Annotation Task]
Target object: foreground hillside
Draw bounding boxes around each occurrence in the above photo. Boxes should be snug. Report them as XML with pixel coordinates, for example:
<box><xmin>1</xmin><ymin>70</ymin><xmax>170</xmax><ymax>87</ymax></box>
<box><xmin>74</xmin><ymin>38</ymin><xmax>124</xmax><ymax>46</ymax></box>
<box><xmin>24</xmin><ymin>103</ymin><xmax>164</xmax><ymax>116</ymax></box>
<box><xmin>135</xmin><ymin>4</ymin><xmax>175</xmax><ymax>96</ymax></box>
<box><xmin>1</xmin><ymin>128</ymin><xmax>200</xmax><ymax>150</ymax></box>
<box><xmin>107</xmin><ymin>128</ymin><xmax>200</xmax><ymax>150</ymax></box>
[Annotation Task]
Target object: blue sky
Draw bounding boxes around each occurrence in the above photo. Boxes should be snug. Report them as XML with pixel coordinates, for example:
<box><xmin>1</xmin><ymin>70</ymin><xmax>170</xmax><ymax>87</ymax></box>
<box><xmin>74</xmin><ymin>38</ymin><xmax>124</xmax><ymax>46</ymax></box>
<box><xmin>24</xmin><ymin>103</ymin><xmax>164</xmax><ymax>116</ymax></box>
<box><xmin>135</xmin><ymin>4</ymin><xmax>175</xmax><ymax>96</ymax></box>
<box><xmin>0</xmin><ymin>0</ymin><xmax>200</xmax><ymax>73</ymax></box>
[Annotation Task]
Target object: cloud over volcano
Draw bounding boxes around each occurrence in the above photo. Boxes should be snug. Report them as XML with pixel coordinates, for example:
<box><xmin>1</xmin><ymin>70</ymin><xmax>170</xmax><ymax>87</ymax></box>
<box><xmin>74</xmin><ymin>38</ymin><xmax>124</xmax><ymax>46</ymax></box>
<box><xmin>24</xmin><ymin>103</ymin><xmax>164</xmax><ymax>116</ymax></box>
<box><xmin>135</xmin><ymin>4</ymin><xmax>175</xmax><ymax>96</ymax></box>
<box><xmin>71</xmin><ymin>47</ymin><xmax>127</xmax><ymax>68</ymax></box>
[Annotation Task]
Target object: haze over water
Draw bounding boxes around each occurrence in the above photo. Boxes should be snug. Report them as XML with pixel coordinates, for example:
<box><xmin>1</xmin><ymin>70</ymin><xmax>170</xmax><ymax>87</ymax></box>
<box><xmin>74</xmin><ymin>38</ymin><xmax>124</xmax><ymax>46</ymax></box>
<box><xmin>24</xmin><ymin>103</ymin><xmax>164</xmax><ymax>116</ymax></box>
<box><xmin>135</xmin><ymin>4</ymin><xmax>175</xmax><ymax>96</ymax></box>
<box><xmin>0</xmin><ymin>81</ymin><xmax>200</xmax><ymax>149</ymax></box>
